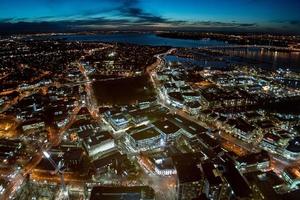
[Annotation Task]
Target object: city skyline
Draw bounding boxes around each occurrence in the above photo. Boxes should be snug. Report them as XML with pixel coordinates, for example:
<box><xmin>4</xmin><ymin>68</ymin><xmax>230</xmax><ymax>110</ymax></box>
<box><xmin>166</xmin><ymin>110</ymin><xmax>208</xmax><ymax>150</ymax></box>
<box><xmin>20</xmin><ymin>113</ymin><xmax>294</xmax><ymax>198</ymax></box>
<box><xmin>0</xmin><ymin>0</ymin><xmax>300</xmax><ymax>33</ymax></box>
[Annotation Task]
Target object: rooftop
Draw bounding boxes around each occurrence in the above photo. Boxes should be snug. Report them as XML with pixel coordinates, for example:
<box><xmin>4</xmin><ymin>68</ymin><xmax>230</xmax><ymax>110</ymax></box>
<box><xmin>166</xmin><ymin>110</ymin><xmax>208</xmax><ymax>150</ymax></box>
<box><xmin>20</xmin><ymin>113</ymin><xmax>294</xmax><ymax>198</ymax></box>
<box><xmin>168</xmin><ymin>92</ymin><xmax>184</xmax><ymax>102</ymax></box>
<box><xmin>286</xmin><ymin>137</ymin><xmax>300</xmax><ymax>153</ymax></box>
<box><xmin>284</xmin><ymin>166</ymin><xmax>300</xmax><ymax>180</ymax></box>
<box><xmin>90</xmin><ymin>186</ymin><xmax>155</xmax><ymax>200</ymax></box>
<box><xmin>93</xmin><ymin>151</ymin><xmax>126</xmax><ymax>169</ymax></box>
<box><xmin>227</xmin><ymin>118</ymin><xmax>255</xmax><ymax>133</ymax></box>
<box><xmin>201</xmin><ymin>161</ymin><xmax>222</xmax><ymax>186</ymax></box>
<box><xmin>172</xmin><ymin>153</ymin><xmax>203</xmax><ymax>183</ymax></box>
<box><xmin>83</xmin><ymin>131</ymin><xmax>113</xmax><ymax>148</ymax></box>
<box><xmin>221</xmin><ymin>154</ymin><xmax>252</xmax><ymax>198</ymax></box>
<box><xmin>130</xmin><ymin>127</ymin><xmax>160</xmax><ymax>141</ymax></box>
<box><xmin>244</xmin><ymin>171</ymin><xmax>284</xmax><ymax>200</ymax></box>
<box><xmin>197</xmin><ymin>133</ymin><xmax>219</xmax><ymax>149</ymax></box>
<box><xmin>77</xmin><ymin>107</ymin><xmax>92</xmax><ymax>117</ymax></box>
<box><xmin>236</xmin><ymin>150</ymin><xmax>270</xmax><ymax>165</ymax></box>
<box><xmin>153</xmin><ymin>119</ymin><xmax>180</xmax><ymax>135</ymax></box>
<box><xmin>166</xmin><ymin>114</ymin><xmax>206</xmax><ymax>136</ymax></box>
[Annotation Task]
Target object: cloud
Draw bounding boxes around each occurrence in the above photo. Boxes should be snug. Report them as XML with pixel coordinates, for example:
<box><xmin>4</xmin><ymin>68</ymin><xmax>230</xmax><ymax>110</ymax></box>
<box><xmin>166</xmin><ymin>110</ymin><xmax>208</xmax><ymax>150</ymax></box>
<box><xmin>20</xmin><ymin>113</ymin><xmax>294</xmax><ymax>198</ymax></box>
<box><xmin>270</xmin><ymin>19</ymin><xmax>300</xmax><ymax>25</ymax></box>
<box><xmin>0</xmin><ymin>0</ymin><xmax>296</xmax><ymax>34</ymax></box>
<box><xmin>0</xmin><ymin>18</ymin><xmax>260</xmax><ymax>33</ymax></box>
<box><xmin>0</xmin><ymin>18</ymin><xmax>15</xmax><ymax>23</ymax></box>
<box><xmin>115</xmin><ymin>0</ymin><xmax>169</xmax><ymax>24</ymax></box>
<box><xmin>184</xmin><ymin>21</ymin><xmax>257</xmax><ymax>28</ymax></box>
<box><xmin>268</xmin><ymin>19</ymin><xmax>300</xmax><ymax>33</ymax></box>
<box><xmin>239</xmin><ymin>23</ymin><xmax>257</xmax><ymax>27</ymax></box>
<box><xmin>288</xmin><ymin>20</ymin><xmax>300</xmax><ymax>25</ymax></box>
<box><xmin>0</xmin><ymin>21</ymin><xmax>67</xmax><ymax>33</ymax></box>
<box><xmin>0</xmin><ymin>0</ymin><xmax>174</xmax><ymax>32</ymax></box>
<box><xmin>121</xmin><ymin>7</ymin><xmax>166</xmax><ymax>23</ymax></box>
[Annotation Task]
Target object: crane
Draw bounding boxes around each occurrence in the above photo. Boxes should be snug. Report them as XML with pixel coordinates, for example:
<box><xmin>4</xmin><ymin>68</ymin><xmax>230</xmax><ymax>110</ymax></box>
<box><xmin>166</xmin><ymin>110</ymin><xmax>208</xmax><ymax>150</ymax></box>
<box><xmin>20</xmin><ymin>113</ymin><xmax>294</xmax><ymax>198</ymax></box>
<box><xmin>42</xmin><ymin>151</ymin><xmax>69</xmax><ymax>200</ymax></box>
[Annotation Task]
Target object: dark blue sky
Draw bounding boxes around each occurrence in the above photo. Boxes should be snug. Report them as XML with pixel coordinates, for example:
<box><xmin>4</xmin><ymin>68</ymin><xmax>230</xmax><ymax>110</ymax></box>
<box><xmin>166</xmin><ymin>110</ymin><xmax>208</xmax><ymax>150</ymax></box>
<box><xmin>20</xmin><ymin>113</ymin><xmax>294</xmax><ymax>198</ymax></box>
<box><xmin>0</xmin><ymin>0</ymin><xmax>300</xmax><ymax>33</ymax></box>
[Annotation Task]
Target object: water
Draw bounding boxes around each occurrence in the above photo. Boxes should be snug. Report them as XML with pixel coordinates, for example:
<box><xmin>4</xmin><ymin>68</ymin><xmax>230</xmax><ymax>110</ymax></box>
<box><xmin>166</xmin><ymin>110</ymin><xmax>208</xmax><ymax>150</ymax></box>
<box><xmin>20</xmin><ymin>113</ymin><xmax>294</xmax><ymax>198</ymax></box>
<box><xmin>52</xmin><ymin>32</ymin><xmax>226</xmax><ymax>48</ymax></box>
<box><xmin>217</xmin><ymin>47</ymin><xmax>300</xmax><ymax>71</ymax></box>
<box><xmin>164</xmin><ymin>55</ymin><xmax>228</xmax><ymax>69</ymax></box>
<box><xmin>50</xmin><ymin>33</ymin><xmax>300</xmax><ymax>71</ymax></box>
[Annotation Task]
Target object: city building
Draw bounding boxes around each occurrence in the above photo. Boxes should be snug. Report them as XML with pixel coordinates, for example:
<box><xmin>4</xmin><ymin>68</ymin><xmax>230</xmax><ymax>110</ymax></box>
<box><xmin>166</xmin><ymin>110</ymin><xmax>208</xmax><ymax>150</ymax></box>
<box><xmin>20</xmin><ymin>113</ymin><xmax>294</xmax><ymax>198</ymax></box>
<box><xmin>172</xmin><ymin>153</ymin><xmax>204</xmax><ymax>200</ymax></box>
<box><xmin>129</xmin><ymin>109</ymin><xmax>149</xmax><ymax>125</ymax></box>
<box><xmin>0</xmin><ymin>179</ymin><xmax>8</xmax><ymax>196</ymax></box>
<box><xmin>21</xmin><ymin>118</ymin><xmax>45</xmax><ymax>132</ymax></box>
<box><xmin>149</xmin><ymin>156</ymin><xmax>176</xmax><ymax>176</ymax></box>
<box><xmin>200</xmin><ymin>161</ymin><xmax>224</xmax><ymax>200</ymax></box>
<box><xmin>104</xmin><ymin>111</ymin><xmax>130</xmax><ymax>131</ymax></box>
<box><xmin>127</xmin><ymin>125</ymin><xmax>162</xmax><ymax>151</ymax></box>
<box><xmin>89</xmin><ymin>186</ymin><xmax>155</xmax><ymax>200</ymax></box>
<box><xmin>82</xmin><ymin>130</ymin><xmax>116</xmax><ymax>157</ymax></box>
<box><xmin>92</xmin><ymin>151</ymin><xmax>127</xmax><ymax>175</ymax></box>
<box><xmin>235</xmin><ymin>151</ymin><xmax>270</xmax><ymax>172</ymax></box>
<box><xmin>244</xmin><ymin>171</ymin><xmax>285</xmax><ymax>200</ymax></box>
<box><xmin>76</xmin><ymin>107</ymin><xmax>92</xmax><ymax>120</ymax></box>
<box><xmin>227</xmin><ymin>118</ymin><xmax>256</xmax><ymax>141</ymax></box>
<box><xmin>220</xmin><ymin>154</ymin><xmax>253</xmax><ymax>199</ymax></box>
<box><xmin>260</xmin><ymin>133</ymin><xmax>281</xmax><ymax>153</ymax></box>
<box><xmin>153</xmin><ymin>119</ymin><xmax>183</xmax><ymax>143</ymax></box>
<box><xmin>34</xmin><ymin>147</ymin><xmax>85</xmax><ymax>173</ymax></box>
<box><xmin>166</xmin><ymin>114</ymin><xmax>207</xmax><ymax>138</ymax></box>
<box><xmin>0</xmin><ymin>139</ymin><xmax>23</xmax><ymax>166</ymax></box>
<box><xmin>282</xmin><ymin>166</ymin><xmax>300</xmax><ymax>189</ymax></box>
<box><xmin>184</xmin><ymin>101</ymin><xmax>201</xmax><ymax>116</ymax></box>
<box><xmin>283</xmin><ymin>137</ymin><xmax>300</xmax><ymax>160</ymax></box>
<box><xmin>167</xmin><ymin>92</ymin><xmax>185</xmax><ymax>108</ymax></box>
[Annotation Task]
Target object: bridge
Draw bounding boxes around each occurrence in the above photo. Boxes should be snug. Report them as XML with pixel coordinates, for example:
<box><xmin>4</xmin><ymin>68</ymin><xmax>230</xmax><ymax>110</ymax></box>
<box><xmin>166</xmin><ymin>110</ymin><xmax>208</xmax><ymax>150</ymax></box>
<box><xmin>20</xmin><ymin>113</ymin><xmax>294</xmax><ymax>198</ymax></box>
<box><xmin>199</xmin><ymin>45</ymin><xmax>300</xmax><ymax>52</ymax></box>
<box><xmin>63</xmin><ymin>76</ymin><xmax>132</xmax><ymax>87</ymax></box>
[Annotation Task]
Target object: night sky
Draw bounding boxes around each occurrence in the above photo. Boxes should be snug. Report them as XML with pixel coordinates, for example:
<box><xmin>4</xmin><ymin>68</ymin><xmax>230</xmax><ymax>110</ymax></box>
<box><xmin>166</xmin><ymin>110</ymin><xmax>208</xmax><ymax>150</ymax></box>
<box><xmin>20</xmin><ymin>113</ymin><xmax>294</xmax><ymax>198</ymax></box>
<box><xmin>0</xmin><ymin>0</ymin><xmax>300</xmax><ymax>33</ymax></box>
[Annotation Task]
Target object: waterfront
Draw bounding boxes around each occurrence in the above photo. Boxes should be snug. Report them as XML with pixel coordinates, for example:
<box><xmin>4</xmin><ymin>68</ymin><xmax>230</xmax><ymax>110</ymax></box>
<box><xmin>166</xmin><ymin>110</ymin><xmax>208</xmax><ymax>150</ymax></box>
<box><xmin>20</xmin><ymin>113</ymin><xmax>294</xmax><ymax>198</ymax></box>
<box><xmin>50</xmin><ymin>33</ymin><xmax>300</xmax><ymax>71</ymax></box>
<box><xmin>213</xmin><ymin>47</ymin><xmax>300</xmax><ymax>71</ymax></box>
<box><xmin>51</xmin><ymin>33</ymin><xmax>227</xmax><ymax>47</ymax></box>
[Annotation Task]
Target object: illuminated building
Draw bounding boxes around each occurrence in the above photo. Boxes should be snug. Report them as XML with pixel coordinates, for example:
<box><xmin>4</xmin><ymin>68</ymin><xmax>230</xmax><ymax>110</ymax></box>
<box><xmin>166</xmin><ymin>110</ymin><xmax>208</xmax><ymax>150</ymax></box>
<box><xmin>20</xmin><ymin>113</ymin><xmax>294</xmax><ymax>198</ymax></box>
<box><xmin>21</xmin><ymin>119</ymin><xmax>45</xmax><ymax>132</ymax></box>
<box><xmin>83</xmin><ymin>130</ymin><xmax>115</xmax><ymax>157</ymax></box>
<box><xmin>127</xmin><ymin>125</ymin><xmax>161</xmax><ymax>151</ymax></box>
<box><xmin>104</xmin><ymin>111</ymin><xmax>129</xmax><ymax>131</ymax></box>
<box><xmin>282</xmin><ymin>166</ymin><xmax>300</xmax><ymax>189</ymax></box>
<box><xmin>92</xmin><ymin>151</ymin><xmax>127</xmax><ymax>175</ymax></box>
<box><xmin>151</xmin><ymin>157</ymin><xmax>176</xmax><ymax>176</ymax></box>
<box><xmin>153</xmin><ymin>119</ymin><xmax>183</xmax><ymax>143</ymax></box>
<box><xmin>90</xmin><ymin>186</ymin><xmax>155</xmax><ymax>200</ymax></box>
<box><xmin>200</xmin><ymin>161</ymin><xmax>224</xmax><ymax>200</ymax></box>
<box><xmin>283</xmin><ymin>137</ymin><xmax>300</xmax><ymax>160</ymax></box>
<box><xmin>235</xmin><ymin>151</ymin><xmax>270</xmax><ymax>173</ymax></box>
<box><xmin>172</xmin><ymin>153</ymin><xmax>204</xmax><ymax>200</ymax></box>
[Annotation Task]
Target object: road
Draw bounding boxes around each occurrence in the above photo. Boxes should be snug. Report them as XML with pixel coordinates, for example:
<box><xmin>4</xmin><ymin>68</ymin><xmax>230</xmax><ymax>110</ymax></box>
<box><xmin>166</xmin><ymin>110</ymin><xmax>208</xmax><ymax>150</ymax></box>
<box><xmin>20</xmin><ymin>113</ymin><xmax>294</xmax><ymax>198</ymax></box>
<box><xmin>136</xmin><ymin>154</ymin><xmax>177</xmax><ymax>200</ymax></box>
<box><xmin>0</xmin><ymin>97</ymin><xmax>82</xmax><ymax>200</ymax></box>
<box><xmin>150</xmin><ymin>47</ymin><xmax>261</xmax><ymax>154</ymax></box>
<box><xmin>150</xmin><ymin>45</ymin><xmax>300</xmax><ymax>180</ymax></box>
<box><xmin>1</xmin><ymin>44</ymin><xmax>133</xmax><ymax>199</ymax></box>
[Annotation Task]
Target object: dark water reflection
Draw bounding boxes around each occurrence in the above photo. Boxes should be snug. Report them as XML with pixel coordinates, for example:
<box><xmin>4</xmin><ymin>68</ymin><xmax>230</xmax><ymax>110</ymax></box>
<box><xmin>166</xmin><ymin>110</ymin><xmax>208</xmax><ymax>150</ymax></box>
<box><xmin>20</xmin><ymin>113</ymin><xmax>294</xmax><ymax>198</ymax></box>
<box><xmin>52</xmin><ymin>33</ymin><xmax>226</xmax><ymax>48</ymax></box>
<box><xmin>216</xmin><ymin>47</ymin><xmax>300</xmax><ymax>71</ymax></box>
<box><xmin>52</xmin><ymin>33</ymin><xmax>299</xmax><ymax>71</ymax></box>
